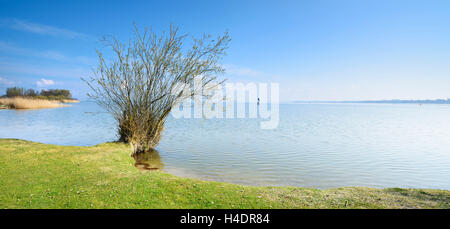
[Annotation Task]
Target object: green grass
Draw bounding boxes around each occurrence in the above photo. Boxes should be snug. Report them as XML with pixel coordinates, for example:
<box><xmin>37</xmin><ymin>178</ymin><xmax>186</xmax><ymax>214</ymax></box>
<box><xmin>0</xmin><ymin>139</ymin><xmax>448</xmax><ymax>209</ymax></box>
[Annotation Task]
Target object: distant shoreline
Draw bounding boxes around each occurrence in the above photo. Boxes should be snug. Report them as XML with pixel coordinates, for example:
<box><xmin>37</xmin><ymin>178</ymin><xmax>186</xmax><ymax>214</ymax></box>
<box><xmin>293</xmin><ymin>99</ymin><xmax>450</xmax><ymax>104</ymax></box>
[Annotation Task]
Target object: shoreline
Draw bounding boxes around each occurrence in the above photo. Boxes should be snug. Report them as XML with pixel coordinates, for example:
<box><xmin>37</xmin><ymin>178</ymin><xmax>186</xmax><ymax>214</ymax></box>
<box><xmin>2</xmin><ymin>138</ymin><xmax>448</xmax><ymax>191</ymax></box>
<box><xmin>0</xmin><ymin>138</ymin><xmax>448</xmax><ymax>209</ymax></box>
<box><xmin>61</xmin><ymin>99</ymin><xmax>80</xmax><ymax>103</ymax></box>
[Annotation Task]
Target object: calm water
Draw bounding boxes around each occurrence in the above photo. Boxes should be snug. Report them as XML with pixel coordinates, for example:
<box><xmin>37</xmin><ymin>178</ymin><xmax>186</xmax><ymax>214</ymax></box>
<box><xmin>1</xmin><ymin>101</ymin><xmax>449</xmax><ymax>189</ymax></box>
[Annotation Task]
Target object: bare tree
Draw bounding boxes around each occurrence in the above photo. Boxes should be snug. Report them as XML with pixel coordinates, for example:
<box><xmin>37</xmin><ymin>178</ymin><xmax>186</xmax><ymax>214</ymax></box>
<box><xmin>84</xmin><ymin>25</ymin><xmax>230</xmax><ymax>156</ymax></box>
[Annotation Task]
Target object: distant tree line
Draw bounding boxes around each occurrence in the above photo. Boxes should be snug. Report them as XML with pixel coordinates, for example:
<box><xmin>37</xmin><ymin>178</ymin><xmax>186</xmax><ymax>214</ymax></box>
<box><xmin>3</xmin><ymin>87</ymin><xmax>73</xmax><ymax>100</ymax></box>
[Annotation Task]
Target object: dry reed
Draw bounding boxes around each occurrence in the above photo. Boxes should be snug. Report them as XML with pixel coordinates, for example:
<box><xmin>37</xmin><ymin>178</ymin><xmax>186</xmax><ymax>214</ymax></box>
<box><xmin>61</xmin><ymin>99</ymin><xmax>80</xmax><ymax>103</ymax></box>
<box><xmin>0</xmin><ymin>97</ymin><xmax>67</xmax><ymax>109</ymax></box>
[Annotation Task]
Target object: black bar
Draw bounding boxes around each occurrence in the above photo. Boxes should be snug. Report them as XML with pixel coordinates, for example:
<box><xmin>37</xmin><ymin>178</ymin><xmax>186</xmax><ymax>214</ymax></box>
<box><xmin>0</xmin><ymin>209</ymin><xmax>448</xmax><ymax>228</ymax></box>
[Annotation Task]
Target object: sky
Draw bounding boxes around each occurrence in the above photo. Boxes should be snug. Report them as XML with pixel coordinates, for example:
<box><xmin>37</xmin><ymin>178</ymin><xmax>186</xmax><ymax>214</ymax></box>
<box><xmin>0</xmin><ymin>0</ymin><xmax>450</xmax><ymax>101</ymax></box>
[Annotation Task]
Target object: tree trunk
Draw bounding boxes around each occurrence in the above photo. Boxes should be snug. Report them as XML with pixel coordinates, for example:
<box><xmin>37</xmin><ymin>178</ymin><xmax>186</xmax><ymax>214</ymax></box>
<box><xmin>131</xmin><ymin>143</ymin><xmax>146</xmax><ymax>157</ymax></box>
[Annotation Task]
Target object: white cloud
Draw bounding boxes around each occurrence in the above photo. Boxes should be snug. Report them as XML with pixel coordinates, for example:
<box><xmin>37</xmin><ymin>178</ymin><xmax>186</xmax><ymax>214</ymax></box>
<box><xmin>36</xmin><ymin>78</ymin><xmax>55</xmax><ymax>87</ymax></box>
<box><xmin>0</xmin><ymin>40</ymin><xmax>95</xmax><ymax>64</ymax></box>
<box><xmin>0</xmin><ymin>18</ymin><xmax>91</xmax><ymax>40</ymax></box>
<box><xmin>0</xmin><ymin>77</ymin><xmax>14</xmax><ymax>86</ymax></box>
<box><xmin>0</xmin><ymin>61</ymin><xmax>91</xmax><ymax>78</ymax></box>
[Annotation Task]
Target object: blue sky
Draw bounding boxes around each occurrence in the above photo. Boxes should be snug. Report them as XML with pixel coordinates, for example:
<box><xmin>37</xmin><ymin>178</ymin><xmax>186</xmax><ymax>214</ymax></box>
<box><xmin>0</xmin><ymin>0</ymin><xmax>449</xmax><ymax>101</ymax></box>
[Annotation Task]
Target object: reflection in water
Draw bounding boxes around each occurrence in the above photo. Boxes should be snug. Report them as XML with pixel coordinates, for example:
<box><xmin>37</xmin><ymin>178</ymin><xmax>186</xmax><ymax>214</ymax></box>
<box><xmin>133</xmin><ymin>148</ymin><xmax>164</xmax><ymax>171</ymax></box>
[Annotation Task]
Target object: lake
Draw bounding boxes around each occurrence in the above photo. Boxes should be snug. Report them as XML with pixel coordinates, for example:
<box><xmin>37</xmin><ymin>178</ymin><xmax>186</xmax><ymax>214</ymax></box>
<box><xmin>1</xmin><ymin>101</ymin><xmax>449</xmax><ymax>189</ymax></box>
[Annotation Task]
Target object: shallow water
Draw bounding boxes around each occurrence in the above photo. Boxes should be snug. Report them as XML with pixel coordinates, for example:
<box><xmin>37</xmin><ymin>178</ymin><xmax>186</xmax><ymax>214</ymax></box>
<box><xmin>1</xmin><ymin>101</ymin><xmax>449</xmax><ymax>189</ymax></box>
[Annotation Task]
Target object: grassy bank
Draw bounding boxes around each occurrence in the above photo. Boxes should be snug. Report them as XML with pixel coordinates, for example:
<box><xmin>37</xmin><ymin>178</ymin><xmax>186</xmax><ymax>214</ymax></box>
<box><xmin>0</xmin><ymin>97</ymin><xmax>70</xmax><ymax>109</ymax></box>
<box><xmin>0</xmin><ymin>139</ymin><xmax>448</xmax><ymax>209</ymax></box>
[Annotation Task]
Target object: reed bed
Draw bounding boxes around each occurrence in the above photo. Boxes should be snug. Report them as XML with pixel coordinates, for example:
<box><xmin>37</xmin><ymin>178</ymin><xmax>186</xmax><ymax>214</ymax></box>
<box><xmin>60</xmin><ymin>99</ymin><xmax>80</xmax><ymax>103</ymax></box>
<box><xmin>0</xmin><ymin>97</ymin><xmax>67</xmax><ymax>109</ymax></box>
